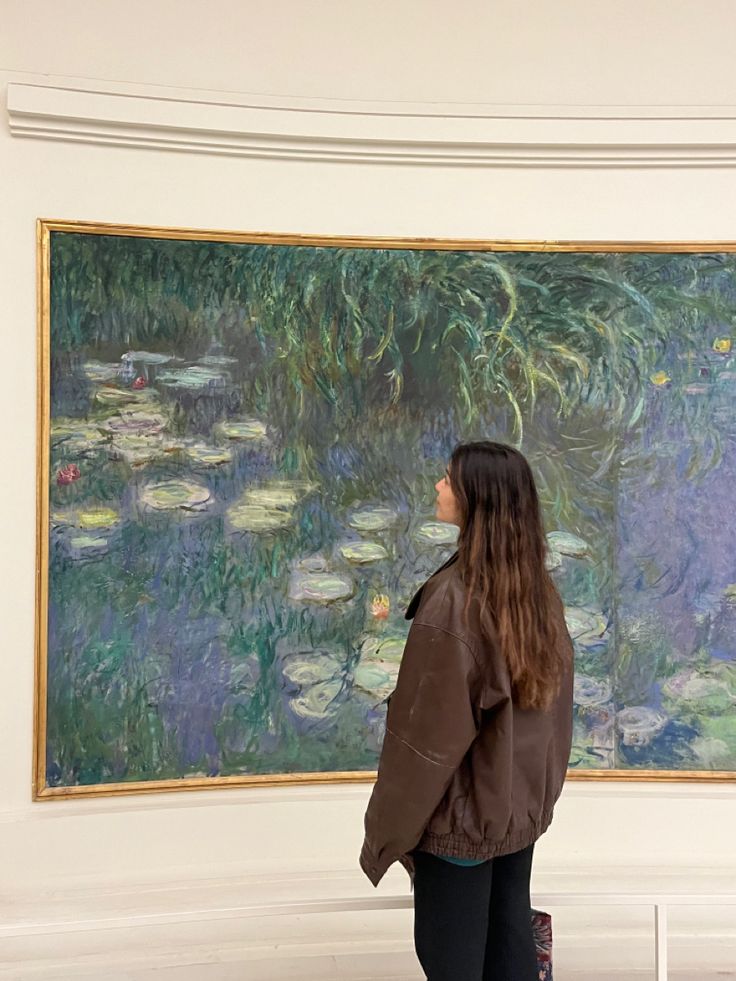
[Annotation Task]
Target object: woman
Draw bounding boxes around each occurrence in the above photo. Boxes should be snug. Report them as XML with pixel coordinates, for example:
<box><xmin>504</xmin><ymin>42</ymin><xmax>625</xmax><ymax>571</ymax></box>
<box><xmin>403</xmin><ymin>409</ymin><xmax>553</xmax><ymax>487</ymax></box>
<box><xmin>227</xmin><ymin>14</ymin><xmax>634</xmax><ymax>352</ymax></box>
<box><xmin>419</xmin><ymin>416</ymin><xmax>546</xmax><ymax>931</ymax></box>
<box><xmin>360</xmin><ymin>441</ymin><xmax>574</xmax><ymax>981</ymax></box>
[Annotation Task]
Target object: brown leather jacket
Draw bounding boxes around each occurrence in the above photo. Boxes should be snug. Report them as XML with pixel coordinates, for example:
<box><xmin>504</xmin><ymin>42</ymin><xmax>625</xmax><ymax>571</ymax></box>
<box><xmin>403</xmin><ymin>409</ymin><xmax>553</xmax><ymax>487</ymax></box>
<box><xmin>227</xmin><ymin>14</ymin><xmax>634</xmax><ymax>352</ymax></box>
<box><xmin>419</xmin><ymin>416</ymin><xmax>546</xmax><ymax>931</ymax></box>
<box><xmin>360</xmin><ymin>554</ymin><xmax>574</xmax><ymax>887</ymax></box>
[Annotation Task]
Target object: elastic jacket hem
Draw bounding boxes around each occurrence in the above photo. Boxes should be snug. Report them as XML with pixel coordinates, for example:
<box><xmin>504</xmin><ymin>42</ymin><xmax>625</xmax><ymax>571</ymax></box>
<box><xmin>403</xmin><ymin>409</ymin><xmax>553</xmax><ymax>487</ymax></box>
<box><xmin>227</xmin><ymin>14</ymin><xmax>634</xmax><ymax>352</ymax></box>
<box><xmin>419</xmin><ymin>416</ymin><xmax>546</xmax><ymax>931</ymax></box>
<box><xmin>417</xmin><ymin>809</ymin><xmax>554</xmax><ymax>862</ymax></box>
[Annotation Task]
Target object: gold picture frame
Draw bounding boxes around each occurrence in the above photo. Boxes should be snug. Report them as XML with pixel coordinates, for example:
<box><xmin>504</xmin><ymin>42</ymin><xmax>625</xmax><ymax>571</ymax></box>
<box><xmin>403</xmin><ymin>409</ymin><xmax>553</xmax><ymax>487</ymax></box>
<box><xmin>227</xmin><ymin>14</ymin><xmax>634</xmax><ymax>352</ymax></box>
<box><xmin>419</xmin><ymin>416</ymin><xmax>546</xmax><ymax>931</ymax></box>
<box><xmin>35</xmin><ymin>219</ymin><xmax>736</xmax><ymax>799</ymax></box>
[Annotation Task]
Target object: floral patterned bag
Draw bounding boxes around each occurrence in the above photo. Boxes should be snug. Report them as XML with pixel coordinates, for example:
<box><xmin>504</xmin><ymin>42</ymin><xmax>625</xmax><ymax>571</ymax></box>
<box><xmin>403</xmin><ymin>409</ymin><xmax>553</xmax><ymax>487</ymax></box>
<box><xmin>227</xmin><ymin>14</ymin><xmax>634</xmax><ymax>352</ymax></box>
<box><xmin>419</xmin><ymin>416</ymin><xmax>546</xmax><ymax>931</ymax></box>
<box><xmin>532</xmin><ymin>909</ymin><xmax>553</xmax><ymax>980</ymax></box>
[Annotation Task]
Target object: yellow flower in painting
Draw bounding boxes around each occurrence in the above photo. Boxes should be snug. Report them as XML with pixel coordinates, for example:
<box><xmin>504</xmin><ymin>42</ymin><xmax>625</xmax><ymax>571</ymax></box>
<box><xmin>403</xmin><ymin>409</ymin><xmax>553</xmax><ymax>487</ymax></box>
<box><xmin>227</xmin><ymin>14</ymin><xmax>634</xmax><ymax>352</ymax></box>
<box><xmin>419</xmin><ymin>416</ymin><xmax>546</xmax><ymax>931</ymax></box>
<box><xmin>713</xmin><ymin>337</ymin><xmax>732</xmax><ymax>354</ymax></box>
<box><xmin>650</xmin><ymin>371</ymin><xmax>671</xmax><ymax>386</ymax></box>
<box><xmin>370</xmin><ymin>594</ymin><xmax>390</xmax><ymax>620</ymax></box>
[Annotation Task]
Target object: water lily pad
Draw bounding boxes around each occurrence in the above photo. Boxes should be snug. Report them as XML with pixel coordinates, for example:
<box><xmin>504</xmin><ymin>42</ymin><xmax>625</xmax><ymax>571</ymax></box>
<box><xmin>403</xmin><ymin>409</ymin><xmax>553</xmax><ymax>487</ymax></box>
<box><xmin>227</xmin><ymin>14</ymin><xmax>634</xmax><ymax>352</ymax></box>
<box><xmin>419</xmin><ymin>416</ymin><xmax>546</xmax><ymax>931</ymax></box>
<box><xmin>140</xmin><ymin>479</ymin><xmax>213</xmax><ymax>512</ymax></box>
<box><xmin>226</xmin><ymin>482</ymin><xmax>308</xmax><ymax>532</ymax></box>
<box><xmin>413</xmin><ymin>521</ymin><xmax>459</xmax><ymax>546</ymax></box>
<box><xmin>51</xmin><ymin>507</ymin><xmax>120</xmax><ymax>532</ymax></box>
<box><xmin>354</xmin><ymin>651</ymin><xmax>399</xmax><ymax>697</ymax></box>
<box><xmin>354</xmin><ymin>663</ymin><xmax>393</xmax><ymax>697</ymax></box>
<box><xmin>183</xmin><ymin>443</ymin><xmax>233</xmax><ymax>467</ymax></box>
<box><xmin>51</xmin><ymin>419</ymin><xmax>108</xmax><ymax>456</ymax></box>
<box><xmin>157</xmin><ymin>366</ymin><xmax>228</xmax><ymax>390</ymax></box>
<box><xmin>227</xmin><ymin>504</ymin><xmax>294</xmax><ymax>532</ymax></box>
<box><xmin>108</xmin><ymin>435</ymin><xmax>169</xmax><ymax>467</ymax></box>
<box><xmin>67</xmin><ymin>534</ymin><xmax>109</xmax><ymax>559</ymax></box>
<box><xmin>50</xmin><ymin>510</ymin><xmax>74</xmax><ymax>527</ymax></box>
<box><xmin>76</xmin><ymin>507</ymin><xmax>120</xmax><ymax>531</ymax></box>
<box><xmin>289</xmin><ymin>573</ymin><xmax>354</xmax><ymax>603</ymax></box>
<box><xmin>339</xmin><ymin>541</ymin><xmax>389</xmax><ymax>564</ymax></box>
<box><xmin>574</xmin><ymin>675</ymin><xmax>612</xmax><ymax>707</ymax></box>
<box><xmin>199</xmin><ymin>355</ymin><xmax>239</xmax><ymax>366</ymax></box>
<box><xmin>662</xmin><ymin>670</ymin><xmax>734</xmax><ymax>715</ymax></box>
<box><xmin>564</xmin><ymin>607</ymin><xmax>609</xmax><ymax>647</ymax></box>
<box><xmin>281</xmin><ymin>652</ymin><xmax>342</xmax><ymax>692</ymax></box>
<box><xmin>287</xmin><ymin>679</ymin><xmax>343</xmax><ymax>729</ymax></box>
<box><xmin>83</xmin><ymin>361</ymin><xmax>120</xmax><ymax>382</ymax></box>
<box><xmin>93</xmin><ymin>388</ymin><xmax>140</xmax><ymax>406</ymax></box>
<box><xmin>348</xmin><ymin>507</ymin><xmax>399</xmax><ymax>533</ymax></box>
<box><xmin>296</xmin><ymin>554</ymin><xmax>328</xmax><ymax>572</ymax></box>
<box><xmin>360</xmin><ymin>636</ymin><xmax>405</xmax><ymax>664</ymax></box>
<box><xmin>51</xmin><ymin>419</ymin><xmax>98</xmax><ymax>442</ymax></box>
<box><xmin>245</xmin><ymin>486</ymin><xmax>300</xmax><ymax>509</ymax></box>
<box><xmin>616</xmin><ymin>706</ymin><xmax>668</xmax><ymax>746</ymax></box>
<box><xmin>216</xmin><ymin>419</ymin><xmax>268</xmax><ymax>441</ymax></box>
<box><xmin>100</xmin><ymin>413</ymin><xmax>167</xmax><ymax>436</ymax></box>
<box><xmin>125</xmin><ymin>351</ymin><xmax>173</xmax><ymax>365</ymax></box>
<box><xmin>547</xmin><ymin>531</ymin><xmax>591</xmax><ymax>559</ymax></box>
<box><xmin>243</xmin><ymin>480</ymin><xmax>316</xmax><ymax>509</ymax></box>
<box><xmin>545</xmin><ymin>550</ymin><xmax>563</xmax><ymax>572</ymax></box>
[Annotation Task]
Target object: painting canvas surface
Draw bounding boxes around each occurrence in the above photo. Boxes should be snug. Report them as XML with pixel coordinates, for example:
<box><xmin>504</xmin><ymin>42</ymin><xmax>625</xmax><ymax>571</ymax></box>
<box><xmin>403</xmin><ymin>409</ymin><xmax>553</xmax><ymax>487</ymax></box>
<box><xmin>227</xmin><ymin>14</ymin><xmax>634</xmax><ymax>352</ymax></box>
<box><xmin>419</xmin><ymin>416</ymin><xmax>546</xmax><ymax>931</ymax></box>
<box><xmin>39</xmin><ymin>227</ymin><xmax>736</xmax><ymax>794</ymax></box>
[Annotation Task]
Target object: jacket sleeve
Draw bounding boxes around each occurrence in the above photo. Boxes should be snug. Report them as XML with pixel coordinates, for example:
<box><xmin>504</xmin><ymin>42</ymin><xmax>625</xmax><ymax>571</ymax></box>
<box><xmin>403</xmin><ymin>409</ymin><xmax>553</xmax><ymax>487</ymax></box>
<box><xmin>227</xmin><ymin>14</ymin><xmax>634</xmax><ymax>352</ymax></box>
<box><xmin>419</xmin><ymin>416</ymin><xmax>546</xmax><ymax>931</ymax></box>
<box><xmin>359</xmin><ymin>622</ymin><xmax>482</xmax><ymax>886</ymax></box>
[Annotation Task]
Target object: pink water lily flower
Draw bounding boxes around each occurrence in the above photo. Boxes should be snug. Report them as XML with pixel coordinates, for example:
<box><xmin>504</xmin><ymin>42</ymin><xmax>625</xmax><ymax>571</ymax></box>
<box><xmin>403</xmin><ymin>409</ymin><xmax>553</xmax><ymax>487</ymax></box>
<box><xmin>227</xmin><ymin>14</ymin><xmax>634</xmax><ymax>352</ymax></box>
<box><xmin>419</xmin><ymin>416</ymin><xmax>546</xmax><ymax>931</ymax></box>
<box><xmin>56</xmin><ymin>463</ymin><xmax>81</xmax><ymax>486</ymax></box>
<box><xmin>132</xmin><ymin>376</ymin><xmax>147</xmax><ymax>390</ymax></box>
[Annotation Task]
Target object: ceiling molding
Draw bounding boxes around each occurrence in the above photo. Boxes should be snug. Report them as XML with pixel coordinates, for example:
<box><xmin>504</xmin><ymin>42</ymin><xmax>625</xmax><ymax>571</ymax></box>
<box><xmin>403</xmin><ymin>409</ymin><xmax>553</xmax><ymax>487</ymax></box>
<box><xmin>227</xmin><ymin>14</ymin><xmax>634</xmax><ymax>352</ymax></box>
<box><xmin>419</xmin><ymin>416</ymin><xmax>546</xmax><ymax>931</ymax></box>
<box><xmin>9</xmin><ymin>82</ymin><xmax>736</xmax><ymax>167</ymax></box>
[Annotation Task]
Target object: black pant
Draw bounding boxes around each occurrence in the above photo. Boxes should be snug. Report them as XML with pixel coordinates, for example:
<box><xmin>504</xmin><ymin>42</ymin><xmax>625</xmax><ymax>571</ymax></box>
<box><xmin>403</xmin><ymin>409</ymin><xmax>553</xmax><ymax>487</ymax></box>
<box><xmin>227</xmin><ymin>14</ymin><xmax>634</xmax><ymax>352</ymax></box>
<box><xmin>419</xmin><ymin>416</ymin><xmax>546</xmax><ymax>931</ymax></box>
<box><xmin>413</xmin><ymin>845</ymin><xmax>537</xmax><ymax>981</ymax></box>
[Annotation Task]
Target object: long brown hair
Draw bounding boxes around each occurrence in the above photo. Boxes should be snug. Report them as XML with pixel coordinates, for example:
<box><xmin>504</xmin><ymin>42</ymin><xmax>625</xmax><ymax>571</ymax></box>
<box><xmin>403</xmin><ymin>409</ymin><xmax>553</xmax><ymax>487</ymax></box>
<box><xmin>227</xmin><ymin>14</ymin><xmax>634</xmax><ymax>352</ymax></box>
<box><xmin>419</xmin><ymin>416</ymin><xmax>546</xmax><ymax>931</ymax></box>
<box><xmin>448</xmin><ymin>441</ymin><xmax>567</xmax><ymax>711</ymax></box>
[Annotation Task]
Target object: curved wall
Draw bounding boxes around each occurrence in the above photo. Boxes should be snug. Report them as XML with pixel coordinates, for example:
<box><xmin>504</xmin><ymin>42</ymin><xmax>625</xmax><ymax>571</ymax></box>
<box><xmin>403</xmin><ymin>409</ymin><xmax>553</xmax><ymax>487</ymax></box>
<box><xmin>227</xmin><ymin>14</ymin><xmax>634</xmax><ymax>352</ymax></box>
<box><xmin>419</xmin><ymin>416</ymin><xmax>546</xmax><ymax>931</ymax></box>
<box><xmin>2</xmin><ymin>3</ymin><xmax>735</xmax><ymax>975</ymax></box>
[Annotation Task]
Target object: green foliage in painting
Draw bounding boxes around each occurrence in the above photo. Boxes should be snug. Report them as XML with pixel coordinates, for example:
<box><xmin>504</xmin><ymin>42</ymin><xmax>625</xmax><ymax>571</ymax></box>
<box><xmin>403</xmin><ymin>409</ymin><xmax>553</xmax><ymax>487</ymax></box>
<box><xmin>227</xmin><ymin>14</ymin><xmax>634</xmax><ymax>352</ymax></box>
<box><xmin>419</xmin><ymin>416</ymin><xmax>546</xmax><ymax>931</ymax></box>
<box><xmin>44</xmin><ymin>231</ymin><xmax>736</xmax><ymax>786</ymax></box>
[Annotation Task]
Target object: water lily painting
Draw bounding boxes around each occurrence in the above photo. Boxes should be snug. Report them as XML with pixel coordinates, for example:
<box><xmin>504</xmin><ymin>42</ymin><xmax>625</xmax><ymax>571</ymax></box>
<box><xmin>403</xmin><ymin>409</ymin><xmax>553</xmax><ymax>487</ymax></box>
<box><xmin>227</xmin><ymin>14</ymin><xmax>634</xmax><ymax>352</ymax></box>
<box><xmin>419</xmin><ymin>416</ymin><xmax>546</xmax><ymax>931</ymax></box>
<box><xmin>35</xmin><ymin>222</ymin><xmax>736</xmax><ymax>797</ymax></box>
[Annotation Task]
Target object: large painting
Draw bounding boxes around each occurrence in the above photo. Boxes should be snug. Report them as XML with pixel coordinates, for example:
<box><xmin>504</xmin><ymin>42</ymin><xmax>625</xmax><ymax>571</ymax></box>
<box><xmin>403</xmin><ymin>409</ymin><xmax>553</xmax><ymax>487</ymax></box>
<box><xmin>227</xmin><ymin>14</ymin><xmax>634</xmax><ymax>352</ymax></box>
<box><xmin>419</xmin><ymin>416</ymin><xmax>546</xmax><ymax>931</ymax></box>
<box><xmin>35</xmin><ymin>222</ymin><xmax>736</xmax><ymax>798</ymax></box>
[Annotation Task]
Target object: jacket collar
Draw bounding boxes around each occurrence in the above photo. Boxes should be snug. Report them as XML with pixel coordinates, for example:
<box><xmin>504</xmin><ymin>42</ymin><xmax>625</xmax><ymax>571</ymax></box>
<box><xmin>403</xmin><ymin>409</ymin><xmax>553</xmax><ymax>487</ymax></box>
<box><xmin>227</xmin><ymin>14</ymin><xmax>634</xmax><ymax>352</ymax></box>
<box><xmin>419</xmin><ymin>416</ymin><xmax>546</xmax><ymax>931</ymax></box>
<box><xmin>405</xmin><ymin>551</ymin><xmax>458</xmax><ymax>620</ymax></box>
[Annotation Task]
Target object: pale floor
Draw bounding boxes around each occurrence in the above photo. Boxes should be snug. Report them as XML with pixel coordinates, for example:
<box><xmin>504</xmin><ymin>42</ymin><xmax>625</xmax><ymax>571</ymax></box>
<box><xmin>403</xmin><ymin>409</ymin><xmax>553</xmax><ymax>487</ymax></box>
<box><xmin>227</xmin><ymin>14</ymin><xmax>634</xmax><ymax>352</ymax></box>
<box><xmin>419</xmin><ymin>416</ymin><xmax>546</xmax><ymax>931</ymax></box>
<box><xmin>6</xmin><ymin>866</ymin><xmax>735</xmax><ymax>981</ymax></box>
<box><xmin>2</xmin><ymin>950</ymin><xmax>735</xmax><ymax>981</ymax></box>
<box><xmin>3</xmin><ymin>904</ymin><xmax>735</xmax><ymax>981</ymax></box>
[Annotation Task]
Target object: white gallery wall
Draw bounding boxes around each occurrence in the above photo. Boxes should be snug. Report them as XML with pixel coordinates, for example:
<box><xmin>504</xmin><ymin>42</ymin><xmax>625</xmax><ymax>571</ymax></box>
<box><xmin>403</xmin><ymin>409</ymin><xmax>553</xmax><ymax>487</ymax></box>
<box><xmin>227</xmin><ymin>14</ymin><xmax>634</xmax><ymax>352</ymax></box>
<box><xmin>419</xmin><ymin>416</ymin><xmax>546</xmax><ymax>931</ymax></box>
<box><xmin>2</xmin><ymin>2</ymin><xmax>736</xmax><ymax>976</ymax></box>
